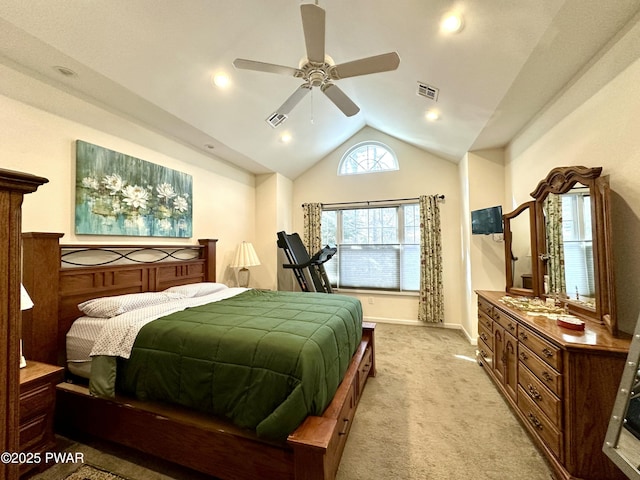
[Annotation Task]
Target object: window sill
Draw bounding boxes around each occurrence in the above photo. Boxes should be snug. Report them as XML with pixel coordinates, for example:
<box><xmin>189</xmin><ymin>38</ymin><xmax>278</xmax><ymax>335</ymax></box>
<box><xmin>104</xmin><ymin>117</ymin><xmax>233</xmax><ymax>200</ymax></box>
<box><xmin>333</xmin><ymin>288</ymin><xmax>419</xmax><ymax>297</ymax></box>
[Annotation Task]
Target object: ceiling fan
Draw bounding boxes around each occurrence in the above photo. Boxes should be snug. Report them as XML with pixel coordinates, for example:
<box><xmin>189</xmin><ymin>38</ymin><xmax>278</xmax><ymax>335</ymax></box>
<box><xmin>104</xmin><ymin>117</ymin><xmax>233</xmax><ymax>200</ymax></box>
<box><xmin>233</xmin><ymin>2</ymin><xmax>400</xmax><ymax>126</ymax></box>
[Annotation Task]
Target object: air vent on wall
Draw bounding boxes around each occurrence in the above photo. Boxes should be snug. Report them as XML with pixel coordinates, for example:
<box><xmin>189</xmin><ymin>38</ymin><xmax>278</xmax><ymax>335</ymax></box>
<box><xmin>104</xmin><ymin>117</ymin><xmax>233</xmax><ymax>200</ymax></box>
<box><xmin>266</xmin><ymin>112</ymin><xmax>287</xmax><ymax>128</ymax></box>
<box><xmin>417</xmin><ymin>82</ymin><xmax>439</xmax><ymax>101</ymax></box>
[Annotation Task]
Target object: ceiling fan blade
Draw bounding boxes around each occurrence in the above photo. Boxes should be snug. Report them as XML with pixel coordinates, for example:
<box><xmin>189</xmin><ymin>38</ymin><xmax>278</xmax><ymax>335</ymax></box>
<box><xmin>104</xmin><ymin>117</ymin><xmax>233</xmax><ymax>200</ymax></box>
<box><xmin>321</xmin><ymin>83</ymin><xmax>360</xmax><ymax>117</ymax></box>
<box><xmin>277</xmin><ymin>84</ymin><xmax>312</xmax><ymax>115</ymax></box>
<box><xmin>233</xmin><ymin>58</ymin><xmax>301</xmax><ymax>77</ymax></box>
<box><xmin>331</xmin><ymin>52</ymin><xmax>400</xmax><ymax>80</ymax></box>
<box><xmin>300</xmin><ymin>4</ymin><xmax>325</xmax><ymax>64</ymax></box>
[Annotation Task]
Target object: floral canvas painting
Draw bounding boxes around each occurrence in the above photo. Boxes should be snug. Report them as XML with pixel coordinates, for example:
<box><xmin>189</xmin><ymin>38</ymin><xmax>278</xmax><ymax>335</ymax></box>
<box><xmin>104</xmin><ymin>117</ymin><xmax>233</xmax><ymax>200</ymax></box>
<box><xmin>75</xmin><ymin>140</ymin><xmax>193</xmax><ymax>237</ymax></box>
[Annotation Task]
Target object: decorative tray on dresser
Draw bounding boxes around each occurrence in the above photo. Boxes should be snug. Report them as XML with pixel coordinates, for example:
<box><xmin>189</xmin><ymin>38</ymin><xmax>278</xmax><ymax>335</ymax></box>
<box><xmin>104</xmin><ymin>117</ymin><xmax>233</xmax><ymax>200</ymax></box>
<box><xmin>476</xmin><ymin>290</ymin><xmax>631</xmax><ymax>480</ymax></box>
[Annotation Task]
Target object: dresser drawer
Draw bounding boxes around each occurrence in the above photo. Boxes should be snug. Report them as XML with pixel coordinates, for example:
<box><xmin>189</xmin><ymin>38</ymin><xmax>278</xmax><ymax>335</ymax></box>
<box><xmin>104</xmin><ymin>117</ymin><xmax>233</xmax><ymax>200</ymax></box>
<box><xmin>518</xmin><ymin>344</ymin><xmax>562</xmax><ymax>396</ymax></box>
<box><xmin>477</xmin><ymin>339</ymin><xmax>493</xmax><ymax>369</ymax></box>
<box><xmin>518</xmin><ymin>364</ymin><xmax>561</xmax><ymax>427</ymax></box>
<box><xmin>478</xmin><ymin>321</ymin><xmax>493</xmax><ymax>350</ymax></box>
<box><xmin>517</xmin><ymin>326</ymin><xmax>561</xmax><ymax>371</ymax></box>
<box><xmin>478</xmin><ymin>297</ymin><xmax>493</xmax><ymax>317</ymax></box>
<box><xmin>518</xmin><ymin>386</ymin><xmax>562</xmax><ymax>458</ymax></box>
<box><xmin>19</xmin><ymin>413</ymin><xmax>48</xmax><ymax>451</ymax></box>
<box><xmin>493</xmin><ymin>308</ymin><xmax>518</xmax><ymax>338</ymax></box>
<box><xmin>478</xmin><ymin>310</ymin><xmax>493</xmax><ymax>332</ymax></box>
<box><xmin>20</xmin><ymin>383</ymin><xmax>55</xmax><ymax>420</ymax></box>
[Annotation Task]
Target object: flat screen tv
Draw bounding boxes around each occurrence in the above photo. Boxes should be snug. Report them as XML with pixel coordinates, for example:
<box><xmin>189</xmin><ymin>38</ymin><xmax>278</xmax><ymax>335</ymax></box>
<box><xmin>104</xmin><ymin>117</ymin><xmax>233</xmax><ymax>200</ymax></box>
<box><xmin>471</xmin><ymin>205</ymin><xmax>503</xmax><ymax>235</ymax></box>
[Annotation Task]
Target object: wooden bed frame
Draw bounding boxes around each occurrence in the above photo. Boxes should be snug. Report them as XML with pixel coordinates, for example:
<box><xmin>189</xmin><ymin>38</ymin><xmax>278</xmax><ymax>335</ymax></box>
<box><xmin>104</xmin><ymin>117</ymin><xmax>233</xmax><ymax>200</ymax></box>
<box><xmin>21</xmin><ymin>232</ymin><xmax>376</xmax><ymax>480</ymax></box>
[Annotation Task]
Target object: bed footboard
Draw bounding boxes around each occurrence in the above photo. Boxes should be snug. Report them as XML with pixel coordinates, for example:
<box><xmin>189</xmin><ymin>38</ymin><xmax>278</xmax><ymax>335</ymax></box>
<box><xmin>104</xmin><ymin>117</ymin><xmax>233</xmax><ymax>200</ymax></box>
<box><xmin>55</xmin><ymin>323</ymin><xmax>376</xmax><ymax>480</ymax></box>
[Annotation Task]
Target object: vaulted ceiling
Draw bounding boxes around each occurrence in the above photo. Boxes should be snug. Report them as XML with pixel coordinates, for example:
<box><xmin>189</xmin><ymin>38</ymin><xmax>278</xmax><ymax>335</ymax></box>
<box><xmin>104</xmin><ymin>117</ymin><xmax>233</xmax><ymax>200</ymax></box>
<box><xmin>1</xmin><ymin>1</ymin><xmax>639</xmax><ymax>179</ymax></box>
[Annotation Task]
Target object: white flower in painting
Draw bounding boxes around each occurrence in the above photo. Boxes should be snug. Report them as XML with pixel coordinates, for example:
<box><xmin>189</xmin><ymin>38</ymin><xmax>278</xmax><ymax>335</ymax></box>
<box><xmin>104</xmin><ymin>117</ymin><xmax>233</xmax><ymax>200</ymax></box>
<box><xmin>156</xmin><ymin>183</ymin><xmax>177</xmax><ymax>200</ymax></box>
<box><xmin>102</xmin><ymin>174</ymin><xmax>124</xmax><ymax>195</ymax></box>
<box><xmin>173</xmin><ymin>196</ymin><xmax>188</xmax><ymax>213</ymax></box>
<box><xmin>121</xmin><ymin>185</ymin><xmax>149</xmax><ymax>210</ymax></box>
<box><xmin>82</xmin><ymin>177</ymin><xmax>99</xmax><ymax>190</ymax></box>
<box><xmin>111</xmin><ymin>199</ymin><xmax>123</xmax><ymax>215</ymax></box>
<box><xmin>158</xmin><ymin>219</ymin><xmax>173</xmax><ymax>231</ymax></box>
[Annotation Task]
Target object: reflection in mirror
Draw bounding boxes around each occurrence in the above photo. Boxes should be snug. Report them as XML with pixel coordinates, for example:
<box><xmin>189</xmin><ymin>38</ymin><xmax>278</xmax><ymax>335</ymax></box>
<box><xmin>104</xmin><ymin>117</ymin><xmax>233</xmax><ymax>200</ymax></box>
<box><xmin>530</xmin><ymin>166</ymin><xmax>617</xmax><ymax>335</ymax></box>
<box><xmin>604</xmin><ymin>311</ymin><xmax>640</xmax><ymax>479</ymax></box>
<box><xmin>542</xmin><ymin>186</ymin><xmax>596</xmax><ymax>310</ymax></box>
<box><xmin>511</xmin><ymin>210</ymin><xmax>532</xmax><ymax>289</ymax></box>
<box><xmin>504</xmin><ymin>201</ymin><xmax>537</xmax><ymax>296</ymax></box>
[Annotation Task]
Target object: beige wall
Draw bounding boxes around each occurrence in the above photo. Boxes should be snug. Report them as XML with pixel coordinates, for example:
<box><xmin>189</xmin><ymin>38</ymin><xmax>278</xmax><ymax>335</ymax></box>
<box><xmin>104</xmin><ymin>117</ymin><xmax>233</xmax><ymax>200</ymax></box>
<box><xmin>461</xmin><ymin>149</ymin><xmax>506</xmax><ymax>340</ymax></box>
<box><xmin>293</xmin><ymin>126</ymin><xmax>463</xmax><ymax>328</ymax></box>
<box><xmin>255</xmin><ymin>173</ymin><xmax>293</xmax><ymax>290</ymax></box>
<box><xmin>0</xmin><ymin>88</ymin><xmax>257</xmax><ymax>285</ymax></box>
<box><xmin>506</xmin><ymin>23</ymin><xmax>640</xmax><ymax>333</ymax></box>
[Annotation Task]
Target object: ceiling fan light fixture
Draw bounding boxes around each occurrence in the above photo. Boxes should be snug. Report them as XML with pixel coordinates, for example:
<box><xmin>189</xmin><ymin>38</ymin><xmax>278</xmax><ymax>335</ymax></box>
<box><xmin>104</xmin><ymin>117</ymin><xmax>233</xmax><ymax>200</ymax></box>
<box><xmin>441</xmin><ymin>12</ymin><xmax>464</xmax><ymax>33</ymax></box>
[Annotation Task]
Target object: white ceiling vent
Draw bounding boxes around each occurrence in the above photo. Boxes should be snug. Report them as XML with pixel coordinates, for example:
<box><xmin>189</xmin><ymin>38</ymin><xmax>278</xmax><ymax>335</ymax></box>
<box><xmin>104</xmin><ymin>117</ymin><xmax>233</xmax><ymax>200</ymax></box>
<box><xmin>417</xmin><ymin>82</ymin><xmax>439</xmax><ymax>101</ymax></box>
<box><xmin>266</xmin><ymin>112</ymin><xmax>287</xmax><ymax>128</ymax></box>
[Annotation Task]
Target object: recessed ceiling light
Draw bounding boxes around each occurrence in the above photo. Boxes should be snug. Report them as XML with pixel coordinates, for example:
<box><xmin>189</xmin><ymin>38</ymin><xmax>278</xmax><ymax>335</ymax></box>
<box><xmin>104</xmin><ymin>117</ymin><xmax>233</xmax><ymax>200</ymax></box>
<box><xmin>52</xmin><ymin>65</ymin><xmax>77</xmax><ymax>77</ymax></box>
<box><xmin>440</xmin><ymin>12</ymin><xmax>464</xmax><ymax>33</ymax></box>
<box><xmin>280</xmin><ymin>133</ymin><xmax>292</xmax><ymax>143</ymax></box>
<box><xmin>212</xmin><ymin>73</ymin><xmax>230</xmax><ymax>88</ymax></box>
<box><xmin>426</xmin><ymin>110</ymin><xmax>440</xmax><ymax>121</ymax></box>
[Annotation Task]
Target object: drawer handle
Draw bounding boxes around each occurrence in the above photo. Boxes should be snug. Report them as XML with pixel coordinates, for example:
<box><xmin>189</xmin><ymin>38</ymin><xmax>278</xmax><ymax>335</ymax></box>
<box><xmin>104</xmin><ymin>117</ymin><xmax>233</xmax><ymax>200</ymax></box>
<box><xmin>339</xmin><ymin>418</ymin><xmax>350</xmax><ymax>436</ymax></box>
<box><xmin>508</xmin><ymin>323</ymin><xmax>515</xmax><ymax>331</ymax></box>
<box><xmin>542</xmin><ymin>348</ymin><xmax>554</xmax><ymax>358</ymax></box>
<box><xmin>527</xmin><ymin>384</ymin><xmax>542</xmax><ymax>400</ymax></box>
<box><xmin>519</xmin><ymin>352</ymin><xmax>529</xmax><ymax>361</ymax></box>
<box><xmin>485</xmin><ymin>320</ymin><xmax>491</xmax><ymax>328</ymax></box>
<box><xmin>528</xmin><ymin>413</ymin><xmax>544</xmax><ymax>430</ymax></box>
<box><xmin>542</xmin><ymin>371</ymin><xmax>553</xmax><ymax>383</ymax></box>
<box><xmin>479</xmin><ymin>350</ymin><xmax>488</xmax><ymax>359</ymax></box>
<box><xmin>480</xmin><ymin>333</ymin><xmax>488</xmax><ymax>342</ymax></box>
<box><xmin>519</xmin><ymin>332</ymin><xmax>528</xmax><ymax>341</ymax></box>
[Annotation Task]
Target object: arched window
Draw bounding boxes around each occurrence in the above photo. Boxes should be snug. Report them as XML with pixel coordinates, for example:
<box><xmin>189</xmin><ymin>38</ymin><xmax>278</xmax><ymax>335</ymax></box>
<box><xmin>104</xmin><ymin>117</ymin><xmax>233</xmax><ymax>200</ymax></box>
<box><xmin>338</xmin><ymin>141</ymin><xmax>398</xmax><ymax>176</ymax></box>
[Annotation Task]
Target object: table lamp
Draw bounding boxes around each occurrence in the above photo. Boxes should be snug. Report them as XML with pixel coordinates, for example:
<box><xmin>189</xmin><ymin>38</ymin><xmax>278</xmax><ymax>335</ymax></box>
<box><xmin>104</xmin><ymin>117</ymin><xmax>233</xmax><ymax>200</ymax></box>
<box><xmin>20</xmin><ymin>283</ymin><xmax>34</xmax><ymax>368</ymax></box>
<box><xmin>231</xmin><ymin>241</ymin><xmax>261</xmax><ymax>287</ymax></box>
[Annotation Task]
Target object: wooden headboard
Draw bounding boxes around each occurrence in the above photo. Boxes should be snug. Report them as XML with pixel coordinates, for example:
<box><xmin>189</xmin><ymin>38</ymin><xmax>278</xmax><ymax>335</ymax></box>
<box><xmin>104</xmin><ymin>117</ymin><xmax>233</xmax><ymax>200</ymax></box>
<box><xmin>21</xmin><ymin>233</ymin><xmax>218</xmax><ymax>367</ymax></box>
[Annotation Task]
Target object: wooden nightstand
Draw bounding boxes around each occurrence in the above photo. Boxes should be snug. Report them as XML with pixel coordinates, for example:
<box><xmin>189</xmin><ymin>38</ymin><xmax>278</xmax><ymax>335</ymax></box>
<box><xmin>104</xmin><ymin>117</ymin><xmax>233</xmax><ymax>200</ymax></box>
<box><xmin>19</xmin><ymin>361</ymin><xmax>64</xmax><ymax>477</ymax></box>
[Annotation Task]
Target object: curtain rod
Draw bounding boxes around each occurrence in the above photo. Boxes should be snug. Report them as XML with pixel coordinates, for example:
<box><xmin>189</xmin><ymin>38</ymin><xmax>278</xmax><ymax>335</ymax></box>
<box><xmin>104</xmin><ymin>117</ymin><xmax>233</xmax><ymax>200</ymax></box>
<box><xmin>304</xmin><ymin>195</ymin><xmax>445</xmax><ymax>208</ymax></box>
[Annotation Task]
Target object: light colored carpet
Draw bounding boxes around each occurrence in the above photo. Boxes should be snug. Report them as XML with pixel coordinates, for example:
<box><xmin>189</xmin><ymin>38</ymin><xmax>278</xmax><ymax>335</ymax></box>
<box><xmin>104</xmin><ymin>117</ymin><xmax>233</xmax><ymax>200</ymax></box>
<box><xmin>32</xmin><ymin>323</ymin><xmax>555</xmax><ymax>480</ymax></box>
<box><xmin>64</xmin><ymin>465</ymin><xmax>128</xmax><ymax>480</ymax></box>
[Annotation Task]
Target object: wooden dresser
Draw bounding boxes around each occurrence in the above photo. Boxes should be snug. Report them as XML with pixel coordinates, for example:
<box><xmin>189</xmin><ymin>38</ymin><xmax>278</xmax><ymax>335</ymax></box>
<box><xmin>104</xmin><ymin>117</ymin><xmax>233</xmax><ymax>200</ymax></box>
<box><xmin>476</xmin><ymin>290</ymin><xmax>630</xmax><ymax>480</ymax></box>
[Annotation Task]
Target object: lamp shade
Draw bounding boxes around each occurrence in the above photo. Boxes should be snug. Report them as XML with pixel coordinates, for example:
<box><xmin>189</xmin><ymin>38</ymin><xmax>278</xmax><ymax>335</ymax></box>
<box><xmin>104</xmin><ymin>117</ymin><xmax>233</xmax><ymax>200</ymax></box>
<box><xmin>230</xmin><ymin>241</ymin><xmax>261</xmax><ymax>268</ymax></box>
<box><xmin>20</xmin><ymin>283</ymin><xmax>34</xmax><ymax>311</ymax></box>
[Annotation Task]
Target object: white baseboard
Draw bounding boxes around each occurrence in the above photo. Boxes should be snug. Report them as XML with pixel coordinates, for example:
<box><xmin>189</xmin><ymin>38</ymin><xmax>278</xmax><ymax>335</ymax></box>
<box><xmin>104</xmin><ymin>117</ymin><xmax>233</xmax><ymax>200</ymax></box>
<box><xmin>364</xmin><ymin>316</ymin><xmax>478</xmax><ymax>346</ymax></box>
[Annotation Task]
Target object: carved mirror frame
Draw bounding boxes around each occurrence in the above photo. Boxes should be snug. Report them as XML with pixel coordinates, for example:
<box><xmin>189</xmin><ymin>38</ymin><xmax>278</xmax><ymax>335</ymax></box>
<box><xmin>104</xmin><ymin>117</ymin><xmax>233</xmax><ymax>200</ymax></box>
<box><xmin>530</xmin><ymin>165</ymin><xmax>617</xmax><ymax>335</ymax></box>
<box><xmin>503</xmin><ymin>201</ymin><xmax>539</xmax><ymax>297</ymax></box>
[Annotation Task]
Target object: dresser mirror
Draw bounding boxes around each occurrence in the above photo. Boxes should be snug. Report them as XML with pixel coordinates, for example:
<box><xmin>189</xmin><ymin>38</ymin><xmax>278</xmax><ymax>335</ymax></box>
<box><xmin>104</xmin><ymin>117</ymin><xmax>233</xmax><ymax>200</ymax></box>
<box><xmin>529</xmin><ymin>165</ymin><xmax>617</xmax><ymax>336</ymax></box>
<box><xmin>503</xmin><ymin>201</ymin><xmax>538</xmax><ymax>297</ymax></box>
<box><xmin>503</xmin><ymin>166</ymin><xmax>617</xmax><ymax>335</ymax></box>
<box><xmin>604</xmin><ymin>312</ymin><xmax>640</xmax><ymax>479</ymax></box>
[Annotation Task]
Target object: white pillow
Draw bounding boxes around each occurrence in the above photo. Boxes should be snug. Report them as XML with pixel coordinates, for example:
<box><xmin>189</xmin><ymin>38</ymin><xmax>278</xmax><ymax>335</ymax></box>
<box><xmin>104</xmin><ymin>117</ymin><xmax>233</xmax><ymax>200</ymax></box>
<box><xmin>78</xmin><ymin>291</ymin><xmax>174</xmax><ymax>318</ymax></box>
<box><xmin>163</xmin><ymin>282</ymin><xmax>227</xmax><ymax>298</ymax></box>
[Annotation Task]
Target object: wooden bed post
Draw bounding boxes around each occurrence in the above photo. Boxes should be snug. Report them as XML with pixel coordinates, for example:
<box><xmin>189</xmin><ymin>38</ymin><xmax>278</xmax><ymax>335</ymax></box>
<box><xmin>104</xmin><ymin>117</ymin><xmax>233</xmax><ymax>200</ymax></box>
<box><xmin>0</xmin><ymin>169</ymin><xmax>48</xmax><ymax>480</ymax></box>
<box><xmin>22</xmin><ymin>233</ymin><xmax>64</xmax><ymax>366</ymax></box>
<box><xmin>198</xmin><ymin>238</ymin><xmax>218</xmax><ymax>282</ymax></box>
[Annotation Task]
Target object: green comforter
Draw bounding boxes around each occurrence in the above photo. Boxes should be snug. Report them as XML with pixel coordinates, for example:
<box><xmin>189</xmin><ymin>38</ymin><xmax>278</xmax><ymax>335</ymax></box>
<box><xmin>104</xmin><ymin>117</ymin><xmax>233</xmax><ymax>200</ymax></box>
<box><xmin>105</xmin><ymin>290</ymin><xmax>362</xmax><ymax>440</ymax></box>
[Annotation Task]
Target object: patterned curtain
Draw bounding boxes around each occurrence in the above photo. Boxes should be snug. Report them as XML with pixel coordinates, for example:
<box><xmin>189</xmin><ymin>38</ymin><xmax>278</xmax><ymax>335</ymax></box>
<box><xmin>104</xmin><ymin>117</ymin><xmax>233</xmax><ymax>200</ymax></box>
<box><xmin>544</xmin><ymin>194</ymin><xmax>566</xmax><ymax>295</ymax></box>
<box><xmin>418</xmin><ymin>195</ymin><xmax>444</xmax><ymax>323</ymax></box>
<box><xmin>302</xmin><ymin>203</ymin><xmax>322</xmax><ymax>255</ymax></box>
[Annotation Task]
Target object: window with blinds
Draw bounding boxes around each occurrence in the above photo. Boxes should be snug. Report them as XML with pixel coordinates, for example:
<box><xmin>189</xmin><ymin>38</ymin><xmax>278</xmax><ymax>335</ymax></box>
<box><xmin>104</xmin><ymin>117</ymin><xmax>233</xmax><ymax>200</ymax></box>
<box><xmin>561</xmin><ymin>192</ymin><xmax>595</xmax><ymax>299</ymax></box>
<box><xmin>321</xmin><ymin>204</ymin><xmax>420</xmax><ymax>291</ymax></box>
